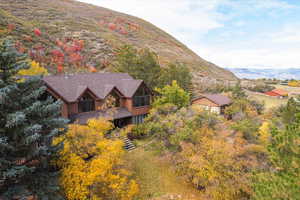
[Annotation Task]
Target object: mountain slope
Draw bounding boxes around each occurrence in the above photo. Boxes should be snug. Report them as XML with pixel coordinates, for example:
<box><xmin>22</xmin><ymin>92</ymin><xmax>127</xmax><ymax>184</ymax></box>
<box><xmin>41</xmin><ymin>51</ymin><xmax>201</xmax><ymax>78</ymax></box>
<box><xmin>0</xmin><ymin>0</ymin><xmax>237</xmax><ymax>85</ymax></box>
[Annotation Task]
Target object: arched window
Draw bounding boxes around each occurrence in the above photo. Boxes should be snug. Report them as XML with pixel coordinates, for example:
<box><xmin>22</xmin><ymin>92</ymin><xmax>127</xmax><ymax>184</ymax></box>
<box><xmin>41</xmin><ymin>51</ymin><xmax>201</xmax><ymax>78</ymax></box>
<box><xmin>78</xmin><ymin>93</ymin><xmax>95</xmax><ymax>113</ymax></box>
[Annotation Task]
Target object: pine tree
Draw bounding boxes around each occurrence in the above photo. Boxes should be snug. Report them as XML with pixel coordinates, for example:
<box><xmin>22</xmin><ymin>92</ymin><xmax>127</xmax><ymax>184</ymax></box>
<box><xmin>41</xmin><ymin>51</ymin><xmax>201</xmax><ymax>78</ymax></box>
<box><xmin>0</xmin><ymin>40</ymin><xmax>68</xmax><ymax>199</ymax></box>
<box><xmin>231</xmin><ymin>82</ymin><xmax>247</xmax><ymax>99</ymax></box>
<box><xmin>159</xmin><ymin>63</ymin><xmax>192</xmax><ymax>92</ymax></box>
<box><xmin>114</xmin><ymin>45</ymin><xmax>161</xmax><ymax>89</ymax></box>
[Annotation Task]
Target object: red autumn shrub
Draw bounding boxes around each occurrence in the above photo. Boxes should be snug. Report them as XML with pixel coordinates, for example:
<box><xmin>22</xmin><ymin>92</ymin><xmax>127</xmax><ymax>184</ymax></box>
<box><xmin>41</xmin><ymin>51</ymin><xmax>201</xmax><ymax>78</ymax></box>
<box><xmin>89</xmin><ymin>66</ymin><xmax>97</xmax><ymax>72</ymax></box>
<box><xmin>34</xmin><ymin>28</ymin><xmax>42</xmax><ymax>36</ymax></box>
<box><xmin>57</xmin><ymin>64</ymin><xmax>64</xmax><ymax>73</ymax></box>
<box><xmin>108</xmin><ymin>23</ymin><xmax>117</xmax><ymax>31</ymax></box>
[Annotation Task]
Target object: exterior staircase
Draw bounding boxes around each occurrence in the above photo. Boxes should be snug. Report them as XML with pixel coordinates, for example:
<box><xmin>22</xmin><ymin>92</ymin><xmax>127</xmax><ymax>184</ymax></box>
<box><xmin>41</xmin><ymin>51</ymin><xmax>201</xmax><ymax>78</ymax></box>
<box><xmin>120</xmin><ymin>136</ymin><xmax>136</xmax><ymax>151</ymax></box>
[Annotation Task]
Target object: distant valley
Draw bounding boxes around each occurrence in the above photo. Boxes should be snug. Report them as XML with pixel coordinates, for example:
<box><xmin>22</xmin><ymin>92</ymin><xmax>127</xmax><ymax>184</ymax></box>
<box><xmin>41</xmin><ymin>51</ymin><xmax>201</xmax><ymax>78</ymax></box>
<box><xmin>227</xmin><ymin>68</ymin><xmax>300</xmax><ymax>80</ymax></box>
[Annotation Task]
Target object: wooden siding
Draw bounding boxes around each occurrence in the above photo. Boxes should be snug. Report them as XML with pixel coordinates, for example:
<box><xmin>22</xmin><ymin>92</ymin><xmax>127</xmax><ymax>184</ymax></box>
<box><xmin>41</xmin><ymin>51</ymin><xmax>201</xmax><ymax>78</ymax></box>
<box><xmin>61</xmin><ymin>102</ymin><xmax>68</xmax><ymax>118</ymax></box>
<box><xmin>192</xmin><ymin>97</ymin><xmax>221</xmax><ymax>115</ymax></box>
<box><xmin>132</xmin><ymin>106</ymin><xmax>151</xmax><ymax>116</ymax></box>
<box><xmin>192</xmin><ymin>97</ymin><xmax>219</xmax><ymax>107</ymax></box>
<box><xmin>46</xmin><ymin>87</ymin><xmax>69</xmax><ymax>118</ymax></box>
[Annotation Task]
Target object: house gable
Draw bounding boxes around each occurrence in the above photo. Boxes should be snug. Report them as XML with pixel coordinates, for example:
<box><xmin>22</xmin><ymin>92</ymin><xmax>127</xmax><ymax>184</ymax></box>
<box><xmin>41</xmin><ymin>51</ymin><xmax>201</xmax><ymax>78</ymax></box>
<box><xmin>101</xmin><ymin>88</ymin><xmax>123</xmax><ymax>110</ymax></box>
<box><xmin>77</xmin><ymin>87</ymin><xmax>98</xmax><ymax>102</ymax></box>
<box><xmin>45</xmin><ymin>83</ymin><xmax>68</xmax><ymax>103</ymax></box>
<box><xmin>192</xmin><ymin>97</ymin><xmax>219</xmax><ymax>107</ymax></box>
<box><xmin>132</xmin><ymin>82</ymin><xmax>151</xmax><ymax>97</ymax></box>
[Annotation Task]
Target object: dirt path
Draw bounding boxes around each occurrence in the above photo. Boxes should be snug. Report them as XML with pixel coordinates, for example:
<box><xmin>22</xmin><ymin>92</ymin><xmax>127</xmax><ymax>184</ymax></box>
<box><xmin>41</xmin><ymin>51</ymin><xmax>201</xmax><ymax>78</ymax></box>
<box><xmin>125</xmin><ymin>148</ymin><xmax>203</xmax><ymax>200</ymax></box>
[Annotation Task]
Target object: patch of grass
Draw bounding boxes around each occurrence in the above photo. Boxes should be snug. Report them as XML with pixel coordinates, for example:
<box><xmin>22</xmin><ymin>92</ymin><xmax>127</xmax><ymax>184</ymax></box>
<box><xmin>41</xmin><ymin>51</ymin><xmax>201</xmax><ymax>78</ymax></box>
<box><xmin>272</xmin><ymin>84</ymin><xmax>300</xmax><ymax>96</ymax></box>
<box><xmin>125</xmin><ymin>147</ymin><xmax>201</xmax><ymax>200</ymax></box>
<box><xmin>246</xmin><ymin>90</ymin><xmax>287</xmax><ymax>111</ymax></box>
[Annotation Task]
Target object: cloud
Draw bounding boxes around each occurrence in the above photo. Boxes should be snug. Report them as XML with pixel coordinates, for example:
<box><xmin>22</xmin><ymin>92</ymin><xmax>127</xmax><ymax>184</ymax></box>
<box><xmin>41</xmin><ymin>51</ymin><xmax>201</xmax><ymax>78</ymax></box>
<box><xmin>268</xmin><ymin>24</ymin><xmax>300</xmax><ymax>43</ymax></box>
<box><xmin>77</xmin><ymin>0</ymin><xmax>300</xmax><ymax>69</ymax></box>
<box><xmin>200</xmin><ymin>45</ymin><xmax>299</xmax><ymax>69</ymax></box>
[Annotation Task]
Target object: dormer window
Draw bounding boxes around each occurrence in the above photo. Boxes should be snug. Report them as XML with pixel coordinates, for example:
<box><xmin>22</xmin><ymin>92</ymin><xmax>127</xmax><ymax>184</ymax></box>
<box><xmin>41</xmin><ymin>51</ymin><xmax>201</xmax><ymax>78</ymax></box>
<box><xmin>78</xmin><ymin>93</ymin><xmax>95</xmax><ymax>113</ymax></box>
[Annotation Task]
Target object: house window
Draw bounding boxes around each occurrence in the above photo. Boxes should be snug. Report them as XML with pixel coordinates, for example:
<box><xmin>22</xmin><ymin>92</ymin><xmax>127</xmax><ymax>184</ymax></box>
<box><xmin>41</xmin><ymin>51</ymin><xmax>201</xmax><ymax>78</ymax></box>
<box><xmin>133</xmin><ymin>86</ymin><xmax>150</xmax><ymax>107</ymax></box>
<box><xmin>132</xmin><ymin>114</ymin><xmax>147</xmax><ymax>124</ymax></box>
<box><xmin>78</xmin><ymin>93</ymin><xmax>95</xmax><ymax>113</ymax></box>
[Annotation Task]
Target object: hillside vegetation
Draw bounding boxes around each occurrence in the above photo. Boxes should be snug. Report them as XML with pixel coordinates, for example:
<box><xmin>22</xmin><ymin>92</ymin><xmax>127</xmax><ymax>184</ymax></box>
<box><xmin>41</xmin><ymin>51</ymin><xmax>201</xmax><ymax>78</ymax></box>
<box><xmin>0</xmin><ymin>0</ymin><xmax>237</xmax><ymax>89</ymax></box>
<box><xmin>2</xmin><ymin>40</ymin><xmax>299</xmax><ymax>199</ymax></box>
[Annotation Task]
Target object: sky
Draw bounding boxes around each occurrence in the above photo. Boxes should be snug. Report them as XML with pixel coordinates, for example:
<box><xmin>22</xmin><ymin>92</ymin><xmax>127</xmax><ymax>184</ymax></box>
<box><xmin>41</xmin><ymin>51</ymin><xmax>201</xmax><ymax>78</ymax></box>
<box><xmin>77</xmin><ymin>0</ymin><xmax>300</xmax><ymax>69</ymax></box>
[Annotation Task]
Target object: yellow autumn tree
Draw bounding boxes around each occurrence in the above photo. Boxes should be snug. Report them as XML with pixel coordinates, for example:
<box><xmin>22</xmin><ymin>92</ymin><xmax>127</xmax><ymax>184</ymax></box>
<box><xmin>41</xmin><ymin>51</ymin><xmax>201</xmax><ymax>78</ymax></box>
<box><xmin>288</xmin><ymin>80</ymin><xmax>300</xmax><ymax>87</ymax></box>
<box><xmin>258</xmin><ymin>121</ymin><xmax>271</xmax><ymax>146</ymax></box>
<box><xmin>18</xmin><ymin>61</ymin><xmax>48</xmax><ymax>76</ymax></box>
<box><xmin>176</xmin><ymin>126</ymin><xmax>251</xmax><ymax>200</ymax></box>
<box><xmin>54</xmin><ymin>117</ymin><xmax>139</xmax><ymax>200</ymax></box>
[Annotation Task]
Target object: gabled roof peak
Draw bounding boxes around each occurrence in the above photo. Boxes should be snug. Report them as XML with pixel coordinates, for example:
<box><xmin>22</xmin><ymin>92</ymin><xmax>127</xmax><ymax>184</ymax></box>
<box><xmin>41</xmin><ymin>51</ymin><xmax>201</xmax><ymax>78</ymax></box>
<box><xmin>193</xmin><ymin>93</ymin><xmax>232</xmax><ymax>106</ymax></box>
<box><xmin>43</xmin><ymin>73</ymin><xmax>145</xmax><ymax>102</ymax></box>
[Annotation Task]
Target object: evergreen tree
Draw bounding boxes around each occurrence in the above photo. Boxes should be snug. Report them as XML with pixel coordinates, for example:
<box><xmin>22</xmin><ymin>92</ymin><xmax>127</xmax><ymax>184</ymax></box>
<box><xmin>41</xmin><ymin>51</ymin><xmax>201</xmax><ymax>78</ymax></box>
<box><xmin>159</xmin><ymin>63</ymin><xmax>192</xmax><ymax>92</ymax></box>
<box><xmin>0</xmin><ymin>40</ymin><xmax>68</xmax><ymax>199</ymax></box>
<box><xmin>231</xmin><ymin>82</ymin><xmax>247</xmax><ymax>99</ymax></box>
<box><xmin>278</xmin><ymin>96</ymin><xmax>300</xmax><ymax>124</ymax></box>
<box><xmin>113</xmin><ymin>45</ymin><xmax>193</xmax><ymax>91</ymax></box>
<box><xmin>113</xmin><ymin>45</ymin><xmax>161</xmax><ymax>89</ymax></box>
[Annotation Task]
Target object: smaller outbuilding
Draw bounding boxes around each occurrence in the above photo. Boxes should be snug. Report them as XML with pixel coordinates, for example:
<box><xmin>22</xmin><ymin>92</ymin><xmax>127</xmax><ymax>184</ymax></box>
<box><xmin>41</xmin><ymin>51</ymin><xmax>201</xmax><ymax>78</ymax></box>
<box><xmin>191</xmin><ymin>94</ymin><xmax>232</xmax><ymax>115</ymax></box>
<box><xmin>264</xmin><ymin>89</ymin><xmax>288</xmax><ymax>98</ymax></box>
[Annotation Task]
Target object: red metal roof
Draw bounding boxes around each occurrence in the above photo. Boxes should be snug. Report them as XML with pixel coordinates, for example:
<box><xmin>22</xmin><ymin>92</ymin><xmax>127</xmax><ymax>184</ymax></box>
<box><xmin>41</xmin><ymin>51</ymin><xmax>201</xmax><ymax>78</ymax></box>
<box><xmin>264</xmin><ymin>91</ymin><xmax>280</xmax><ymax>96</ymax></box>
<box><xmin>271</xmin><ymin>89</ymin><xmax>288</xmax><ymax>96</ymax></box>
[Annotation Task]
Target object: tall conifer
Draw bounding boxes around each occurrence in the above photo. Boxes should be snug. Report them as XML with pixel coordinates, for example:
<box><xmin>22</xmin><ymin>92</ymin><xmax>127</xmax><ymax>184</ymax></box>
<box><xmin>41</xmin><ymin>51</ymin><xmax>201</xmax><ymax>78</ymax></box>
<box><xmin>0</xmin><ymin>40</ymin><xmax>68</xmax><ymax>199</ymax></box>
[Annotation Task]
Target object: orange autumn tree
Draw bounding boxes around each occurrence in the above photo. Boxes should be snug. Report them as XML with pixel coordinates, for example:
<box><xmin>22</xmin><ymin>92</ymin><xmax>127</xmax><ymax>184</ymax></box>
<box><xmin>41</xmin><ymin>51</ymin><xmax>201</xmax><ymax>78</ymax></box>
<box><xmin>54</xmin><ymin>118</ymin><xmax>139</xmax><ymax>200</ymax></box>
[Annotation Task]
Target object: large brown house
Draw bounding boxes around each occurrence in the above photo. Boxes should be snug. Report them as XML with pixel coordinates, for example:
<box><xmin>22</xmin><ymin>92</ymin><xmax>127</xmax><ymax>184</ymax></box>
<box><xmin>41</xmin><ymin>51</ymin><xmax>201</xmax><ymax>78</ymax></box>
<box><xmin>192</xmin><ymin>94</ymin><xmax>232</xmax><ymax>115</ymax></box>
<box><xmin>43</xmin><ymin>73</ymin><xmax>152</xmax><ymax>127</ymax></box>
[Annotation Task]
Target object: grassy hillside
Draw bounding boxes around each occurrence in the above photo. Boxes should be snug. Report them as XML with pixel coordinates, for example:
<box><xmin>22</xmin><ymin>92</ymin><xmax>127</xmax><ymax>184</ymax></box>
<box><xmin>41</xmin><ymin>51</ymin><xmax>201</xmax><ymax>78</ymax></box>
<box><xmin>246</xmin><ymin>90</ymin><xmax>288</xmax><ymax>111</ymax></box>
<box><xmin>0</xmin><ymin>0</ymin><xmax>238</xmax><ymax>86</ymax></box>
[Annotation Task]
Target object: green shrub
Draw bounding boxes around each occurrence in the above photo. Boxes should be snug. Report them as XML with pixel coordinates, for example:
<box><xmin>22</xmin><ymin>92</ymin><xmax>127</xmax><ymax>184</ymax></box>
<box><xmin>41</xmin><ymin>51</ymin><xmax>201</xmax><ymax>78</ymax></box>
<box><xmin>231</xmin><ymin>119</ymin><xmax>260</xmax><ymax>142</ymax></box>
<box><xmin>128</xmin><ymin>124</ymin><xmax>148</xmax><ymax>140</ymax></box>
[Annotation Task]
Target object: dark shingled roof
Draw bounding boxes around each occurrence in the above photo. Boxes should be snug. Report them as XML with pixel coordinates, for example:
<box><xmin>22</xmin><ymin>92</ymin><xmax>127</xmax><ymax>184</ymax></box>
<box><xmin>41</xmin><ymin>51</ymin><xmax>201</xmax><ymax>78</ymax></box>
<box><xmin>193</xmin><ymin>94</ymin><xmax>232</xmax><ymax>106</ymax></box>
<box><xmin>70</xmin><ymin>107</ymin><xmax>132</xmax><ymax>124</ymax></box>
<box><xmin>43</xmin><ymin>73</ymin><xmax>143</xmax><ymax>102</ymax></box>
